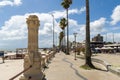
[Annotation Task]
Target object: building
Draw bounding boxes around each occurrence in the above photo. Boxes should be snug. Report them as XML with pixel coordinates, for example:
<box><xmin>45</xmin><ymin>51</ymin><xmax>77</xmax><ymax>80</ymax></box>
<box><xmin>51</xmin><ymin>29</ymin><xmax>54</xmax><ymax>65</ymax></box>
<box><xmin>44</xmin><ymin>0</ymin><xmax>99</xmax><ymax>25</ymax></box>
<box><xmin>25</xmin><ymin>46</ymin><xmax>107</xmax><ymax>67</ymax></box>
<box><xmin>92</xmin><ymin>34</ymin><xmax>103</xmax><ymax>42</ymax></box>
<box><xmin>91</xmin><ymin>34</ymin><xmax>104</xmax><ymax>48</ymax></box>
<box><xmin>71</xmin><ymin>41</ymin><xmax>82</xmax><ymax>49</ymax></box>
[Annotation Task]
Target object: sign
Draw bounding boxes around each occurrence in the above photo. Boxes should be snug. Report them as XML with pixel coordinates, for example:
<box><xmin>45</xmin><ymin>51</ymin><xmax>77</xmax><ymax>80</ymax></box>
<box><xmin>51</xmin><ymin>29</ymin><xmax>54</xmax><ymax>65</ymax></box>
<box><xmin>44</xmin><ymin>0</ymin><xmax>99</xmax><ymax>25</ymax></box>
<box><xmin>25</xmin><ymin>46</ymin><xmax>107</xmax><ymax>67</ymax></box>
<box><xmin>0</xmin><ymin>51</ymin><xmax>4</xmax><ymax>57</ymax></box>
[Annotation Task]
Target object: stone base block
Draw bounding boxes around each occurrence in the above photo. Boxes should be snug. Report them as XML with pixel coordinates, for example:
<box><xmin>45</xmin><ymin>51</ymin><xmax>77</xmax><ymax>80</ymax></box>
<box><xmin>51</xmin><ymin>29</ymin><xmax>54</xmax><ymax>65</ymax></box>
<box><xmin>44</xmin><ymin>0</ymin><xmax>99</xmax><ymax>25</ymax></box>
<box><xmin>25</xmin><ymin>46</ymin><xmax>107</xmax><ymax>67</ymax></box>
<box><xmin>19</xmin><ymin>73</ymin><xmax>45</xmax><ymax>80</ymax></box>
<box><xmin>19</xmin><ymin>76</ymin><xmax>28</xmax><ymax>80</ymax></box>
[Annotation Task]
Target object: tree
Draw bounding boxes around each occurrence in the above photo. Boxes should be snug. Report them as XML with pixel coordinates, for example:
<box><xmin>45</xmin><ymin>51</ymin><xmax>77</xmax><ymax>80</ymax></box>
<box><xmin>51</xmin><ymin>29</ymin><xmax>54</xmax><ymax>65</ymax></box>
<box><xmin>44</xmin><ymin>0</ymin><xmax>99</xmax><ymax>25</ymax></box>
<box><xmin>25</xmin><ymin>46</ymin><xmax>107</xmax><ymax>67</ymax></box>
<box><xmin>59</xmin><ymin>18</ymin><xmax>67</xmax><ymax>51</ymax></box>
<box><xmin>59</xmin><ymin>18</ymin><xmax>67</xmax><ymax>30</ymax></box>
<box><xmin>59</xmin><ymin>31</ymin><xmax>64</xmax><ymax>49</ymax></box>
<box><xmin>84</xmin><ymin>0</ymin><xmax>95</xmax><ymax>68</ymax></box>
<box><xmin>61</xmin><ymin>0</ymin><xmax>72</xmax><ymax>55</ymax></box>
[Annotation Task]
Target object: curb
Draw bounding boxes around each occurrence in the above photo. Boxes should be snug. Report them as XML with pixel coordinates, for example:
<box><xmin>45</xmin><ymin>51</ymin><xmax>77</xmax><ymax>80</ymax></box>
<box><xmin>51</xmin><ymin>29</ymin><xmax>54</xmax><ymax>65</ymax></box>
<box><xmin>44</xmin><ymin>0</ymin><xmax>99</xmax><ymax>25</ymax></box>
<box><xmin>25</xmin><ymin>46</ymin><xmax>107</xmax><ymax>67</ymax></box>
<box><xmin>91</xmin><ymin>58</ymin><xmax>111</xmax><ymax>71</ymax></box>
<box><xmin>91</xmin><ymin>58</ymin><xmax>120</xmax><ymax>77</ymax></box>
<box><xmin>77</xmin><ymin>56</ymin><xmax>120</xmax><ymax>77</ymax></box>
<box><xmin>108</xmin><ymin>66</ymin><xmax>120</xmax><ymax>77</ymax></box>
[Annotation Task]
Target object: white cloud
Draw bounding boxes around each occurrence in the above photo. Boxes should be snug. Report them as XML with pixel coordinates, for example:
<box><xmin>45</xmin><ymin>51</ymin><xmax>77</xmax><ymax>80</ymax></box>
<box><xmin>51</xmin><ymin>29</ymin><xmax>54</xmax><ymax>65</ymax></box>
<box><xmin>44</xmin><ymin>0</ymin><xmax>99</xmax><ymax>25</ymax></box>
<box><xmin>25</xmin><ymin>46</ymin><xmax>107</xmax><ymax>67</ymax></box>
<box><xmin>79</xmin><ymin>25</ymin><xmax>85</xmax><ymax>35</ymax></box>
<box><xmin>0</xmin><ymin>7</ymin><xmax>86</xmax><ymax>49</ymax></box>
<box><xmin>0</xmin><ymin>12</ymin><xmax>62</xmax><ymax>41</ymax></box>
<box><xmin>58</xmin><ymin>17</ymin><xmax>107</xmax><ymax>43</ymax></box>
<box><xmin>0</xmin><ymin>15</ymin><xmax>106</xmax><ymax>44</ymax></box>
<box><xmin>69</xmin><ymin>19</ymin><xmax>78</xmax><ymax>27</ymax></box>
<box><xmin>111</xmin><ymin>5</ymin><xmax>120</xmax><ymax>25</ymax></box>
<box><xmin>52</xmin><ymin>10</ymin><xmax>66</xmax><ymax>19</ymax></box>
<box><xmin>14</xmin><ymin>0</ymin><xmax>22</xmax><ymax>5</ymax></box>
<box><xmin>40</xmin><ymin>23</ymin><xmax>52</xmax><ymax>35</ymax></box>
<box><xmin>90</xmin><ymin>17</ymin><xmax>106</xmax><ymax>33</ymax></box>
<box><xmin>0</xmin><ymin>15</ymin><xmax>27</xmax><ymax>40</ymax></box>
<box><xmin>78</xmin><ymin>17</ymin><xmax>106</xmax><ymax>35</ymax></box>
<box><xmin>69</xmin><ymin>7</ymin><xmax>86</xmax><ymax>14</ymax></box>
<box><xmin>79</xmin><ymin>7</ymin><xmax>86</xmax><ymax>14</ymax></box>
<box><xmin>0</xmin><ymin>12</ymin><xmax>60</xmax><ymax>50</ymax></box>
<box><xmin>52</xmin><ymin>7</ymin><xmax>85</xmax><ymax>19</ymax></box>
<box><xmin>0</xmin><ymin>0</ymin><xmax>22</xmax><ymax>7</ymax></box>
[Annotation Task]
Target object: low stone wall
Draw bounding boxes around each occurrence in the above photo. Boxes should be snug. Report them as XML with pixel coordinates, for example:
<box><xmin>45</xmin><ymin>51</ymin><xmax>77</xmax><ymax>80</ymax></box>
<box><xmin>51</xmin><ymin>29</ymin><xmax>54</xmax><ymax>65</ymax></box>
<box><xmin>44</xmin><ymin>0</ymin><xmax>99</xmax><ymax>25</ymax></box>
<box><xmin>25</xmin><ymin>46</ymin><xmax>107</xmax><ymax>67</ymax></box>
<box><xmin>77</xmin><ymin>55</ymin><xmax>120</xmax><ymax>77</ymax></box>
<box><xmin>92</xmin><ymin>58</ymin><xmax>111</xmax><ymax>71</ymax></box>
<box><xmin>108</xmin><ymin>66</ymin><xmax>120</xmax><ymax>77</ymax></box>
<box><xmin>92</xmin><ymin>58</ymin><xmax>120</xmax><ymax>77</ymax></box>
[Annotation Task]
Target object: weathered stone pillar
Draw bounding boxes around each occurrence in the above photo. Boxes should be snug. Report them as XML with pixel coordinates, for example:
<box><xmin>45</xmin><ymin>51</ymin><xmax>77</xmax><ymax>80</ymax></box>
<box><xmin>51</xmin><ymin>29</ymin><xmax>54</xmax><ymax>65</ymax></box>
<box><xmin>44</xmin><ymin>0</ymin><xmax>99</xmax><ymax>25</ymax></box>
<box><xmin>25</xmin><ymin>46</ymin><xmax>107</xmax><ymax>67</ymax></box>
<box><xmin>20</xmin><ymin>15</ymin><xmax>44</xmax><ymax>80</ymax></box>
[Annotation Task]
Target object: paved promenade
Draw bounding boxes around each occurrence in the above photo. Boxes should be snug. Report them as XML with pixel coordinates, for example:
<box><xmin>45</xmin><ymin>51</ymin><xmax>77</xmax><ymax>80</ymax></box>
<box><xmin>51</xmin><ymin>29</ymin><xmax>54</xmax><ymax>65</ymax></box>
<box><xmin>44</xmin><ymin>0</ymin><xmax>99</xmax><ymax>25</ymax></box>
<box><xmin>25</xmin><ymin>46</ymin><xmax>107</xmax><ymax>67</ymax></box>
<box><xmin>45</xmin><ymin>52</ymin><xmax>120</xmax><ymax>80</ymax></box>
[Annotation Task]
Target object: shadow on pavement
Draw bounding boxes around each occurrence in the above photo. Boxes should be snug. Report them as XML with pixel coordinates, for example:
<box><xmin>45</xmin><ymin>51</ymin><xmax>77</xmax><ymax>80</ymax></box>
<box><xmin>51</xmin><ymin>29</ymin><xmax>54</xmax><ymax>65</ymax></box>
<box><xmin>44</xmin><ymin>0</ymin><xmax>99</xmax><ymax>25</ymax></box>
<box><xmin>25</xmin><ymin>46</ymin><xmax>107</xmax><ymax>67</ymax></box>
<box><xmin>0</xmin><ymin>62</ymin><xmax>4</xmax><ymax>64</ymax></box>
<box><xmin>63</xmin><ymin>58</ymin><xmax>88</xmax><ymax>80</ymax></box>
<box><xmin>42</xmin><ymin>77</ymin><xmax>47</xmax><ymax>80</ymax></box>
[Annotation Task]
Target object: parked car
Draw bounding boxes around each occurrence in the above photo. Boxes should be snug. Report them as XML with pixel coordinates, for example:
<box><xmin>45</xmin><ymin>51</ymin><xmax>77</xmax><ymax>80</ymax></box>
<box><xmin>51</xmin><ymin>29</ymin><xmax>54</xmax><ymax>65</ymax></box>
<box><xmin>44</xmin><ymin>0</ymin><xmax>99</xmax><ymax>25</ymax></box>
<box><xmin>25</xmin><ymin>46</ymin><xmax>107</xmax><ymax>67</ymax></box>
<box><xmin>91</xmin><ymin>48</ymin><xmax>101</xmax><ymax>53</ymax></box>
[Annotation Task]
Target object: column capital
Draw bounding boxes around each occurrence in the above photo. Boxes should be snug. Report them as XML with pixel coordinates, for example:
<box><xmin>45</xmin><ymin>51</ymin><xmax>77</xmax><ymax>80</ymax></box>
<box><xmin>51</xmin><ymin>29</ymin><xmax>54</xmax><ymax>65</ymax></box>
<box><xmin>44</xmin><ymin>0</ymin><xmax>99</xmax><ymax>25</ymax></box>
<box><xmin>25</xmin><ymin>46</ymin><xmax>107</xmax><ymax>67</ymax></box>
<box><xmin>26</xmin><ymin>15</ymin><xmax>40</xmax><ymax>27</ymax></box>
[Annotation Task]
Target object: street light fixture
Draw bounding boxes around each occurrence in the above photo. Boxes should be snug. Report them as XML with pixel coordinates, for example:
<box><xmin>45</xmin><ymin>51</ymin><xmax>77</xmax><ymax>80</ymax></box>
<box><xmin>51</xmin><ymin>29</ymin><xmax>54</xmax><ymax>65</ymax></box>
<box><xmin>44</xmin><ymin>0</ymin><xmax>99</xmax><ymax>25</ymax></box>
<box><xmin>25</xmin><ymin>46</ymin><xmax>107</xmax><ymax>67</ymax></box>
<box><xmin>73</xmin><ymin>32</ymin><xmax>77</xmax><ymax>60</ymax></box>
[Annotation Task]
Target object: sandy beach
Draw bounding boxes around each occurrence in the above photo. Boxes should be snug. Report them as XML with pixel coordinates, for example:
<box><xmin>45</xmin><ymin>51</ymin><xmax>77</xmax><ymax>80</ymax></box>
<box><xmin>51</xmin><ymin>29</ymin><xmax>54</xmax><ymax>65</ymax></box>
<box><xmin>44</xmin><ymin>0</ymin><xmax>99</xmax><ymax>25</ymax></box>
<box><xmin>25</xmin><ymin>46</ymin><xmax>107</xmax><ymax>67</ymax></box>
<box><xmin>0</xmin><ymin>59</ymin><xmax>23</xmax><ymax>80</ymax></box>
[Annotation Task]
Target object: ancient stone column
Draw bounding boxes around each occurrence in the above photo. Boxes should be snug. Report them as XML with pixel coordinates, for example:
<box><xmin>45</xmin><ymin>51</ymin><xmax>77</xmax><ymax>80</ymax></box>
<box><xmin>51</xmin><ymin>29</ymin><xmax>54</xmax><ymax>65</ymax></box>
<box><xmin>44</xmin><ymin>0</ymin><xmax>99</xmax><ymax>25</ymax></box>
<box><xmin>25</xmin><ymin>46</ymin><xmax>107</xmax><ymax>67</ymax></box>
<box><xmin>20</xmin><ymin>15</ymin><xmax>44</xmax><ymax>80</ymax></box>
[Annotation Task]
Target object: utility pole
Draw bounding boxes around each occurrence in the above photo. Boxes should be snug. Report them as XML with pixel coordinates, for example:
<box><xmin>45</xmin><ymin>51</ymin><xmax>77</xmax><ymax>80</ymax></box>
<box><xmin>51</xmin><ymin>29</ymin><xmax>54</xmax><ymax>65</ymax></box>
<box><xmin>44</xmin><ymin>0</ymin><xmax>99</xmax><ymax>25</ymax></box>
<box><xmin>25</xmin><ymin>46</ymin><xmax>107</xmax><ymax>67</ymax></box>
<box><xmin>51</xmin><ymin>14</ymin><xmax>55</xmax><ymax>48</ymax></box>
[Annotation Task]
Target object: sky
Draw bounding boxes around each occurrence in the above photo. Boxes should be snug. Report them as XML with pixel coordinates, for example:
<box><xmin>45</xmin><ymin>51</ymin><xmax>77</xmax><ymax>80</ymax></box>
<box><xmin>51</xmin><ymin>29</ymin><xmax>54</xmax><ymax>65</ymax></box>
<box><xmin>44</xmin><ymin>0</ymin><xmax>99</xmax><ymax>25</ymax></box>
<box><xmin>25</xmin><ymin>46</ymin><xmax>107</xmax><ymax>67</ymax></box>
<box><xmin>0</xmin><ymin>0</ymin><xmax>120</xmax><ymax>50</ymax></box>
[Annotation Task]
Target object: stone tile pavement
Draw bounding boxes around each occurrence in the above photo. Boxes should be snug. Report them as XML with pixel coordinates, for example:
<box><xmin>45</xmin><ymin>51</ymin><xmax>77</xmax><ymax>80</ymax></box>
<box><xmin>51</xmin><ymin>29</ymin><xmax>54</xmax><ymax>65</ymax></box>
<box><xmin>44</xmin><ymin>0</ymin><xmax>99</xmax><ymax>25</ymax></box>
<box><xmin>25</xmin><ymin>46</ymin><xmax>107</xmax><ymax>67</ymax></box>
<box><xmin>44</xmin><ymin>52</ymin><xmax>120</xmax><ymax>80</ymax></box>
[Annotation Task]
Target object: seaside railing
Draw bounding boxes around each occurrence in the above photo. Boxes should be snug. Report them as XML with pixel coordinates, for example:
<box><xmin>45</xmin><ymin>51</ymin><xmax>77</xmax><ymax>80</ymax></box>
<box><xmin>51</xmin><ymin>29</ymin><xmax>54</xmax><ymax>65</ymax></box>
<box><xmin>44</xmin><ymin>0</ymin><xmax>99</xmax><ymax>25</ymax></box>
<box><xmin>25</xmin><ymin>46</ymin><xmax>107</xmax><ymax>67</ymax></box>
<box><xmin>9</xmin><ymin>50</ymin><xmax>56</xmax><ymax>80</ymax></box>
<box><xmin>9</xmin><ymin>65</ymin><xmax>32</xmax><ymax>80</ymax></box>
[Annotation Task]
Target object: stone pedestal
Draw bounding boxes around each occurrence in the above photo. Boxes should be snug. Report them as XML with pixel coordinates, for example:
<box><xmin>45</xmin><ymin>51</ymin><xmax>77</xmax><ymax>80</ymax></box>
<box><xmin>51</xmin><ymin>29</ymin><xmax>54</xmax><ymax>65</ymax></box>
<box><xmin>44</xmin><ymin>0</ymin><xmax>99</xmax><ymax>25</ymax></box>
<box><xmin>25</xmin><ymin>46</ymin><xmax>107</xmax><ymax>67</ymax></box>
<box><xmin>19</xmin><ymin>15</ymin><xmax>44</xmax><ymax>80</ymax></box>
<box><xmin>19</xmin><ymin>54</ymin><xmax>44</xmax><ymax>80</ymax></box>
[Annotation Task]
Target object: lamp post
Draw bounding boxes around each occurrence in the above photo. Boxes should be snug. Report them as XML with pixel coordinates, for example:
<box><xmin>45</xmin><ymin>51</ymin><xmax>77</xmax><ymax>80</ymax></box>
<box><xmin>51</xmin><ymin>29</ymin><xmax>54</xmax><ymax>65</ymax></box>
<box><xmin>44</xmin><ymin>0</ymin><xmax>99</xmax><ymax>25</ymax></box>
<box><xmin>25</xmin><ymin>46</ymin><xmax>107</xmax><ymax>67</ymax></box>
<box><xmin>73</xmin><ymin>32</ymin><xmax>77</xmax><ymax>60</ymax></box>
<box><xmin>56</xmin><ymin>32</ymin><xmax>58</xmax><ymax>46</ymax></box>
<box><xmin>113</xmin><ymin>33</ymin><xmax>114</xmax><ymax>43</ymax></box>
<box><xmin>51</xmin><ymin>14</ymin><xmax>55</xmax><ymax>48</ymax></box>
<box><xmin>106</xmin><ymin>33</ymin><xmax>107</xmax><ymax>44</ymax></box>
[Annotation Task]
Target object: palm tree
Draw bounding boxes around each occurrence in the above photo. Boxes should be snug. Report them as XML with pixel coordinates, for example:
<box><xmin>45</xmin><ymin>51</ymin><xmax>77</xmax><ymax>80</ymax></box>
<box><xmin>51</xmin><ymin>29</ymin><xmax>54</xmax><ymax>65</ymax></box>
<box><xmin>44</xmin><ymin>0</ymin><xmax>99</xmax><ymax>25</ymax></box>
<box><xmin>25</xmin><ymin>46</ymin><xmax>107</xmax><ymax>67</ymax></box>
<box><xmin>61</xmin><ymin>0</ymin><xmax>72</xmax><ymax>55</ymax></box>
<box><xmin>59</xmin><ymin>18</ymin><xmax>67</xmax><ymax>52</ymax></box>
<box><xmin>59</xmin><ymin>18</ymin><xmax>67</xmax><ymax>30</ymax></box>
<box><xmin>85</xmin><ymin>0</ymin><xmax>95</xmax><ymax>68</ymax></box>
<box><xmin>59</xmin><ymin>31</ymin><xmax>64</xmax><ymax>49</ymax></box>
